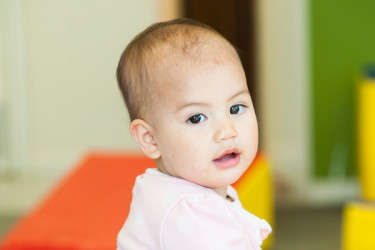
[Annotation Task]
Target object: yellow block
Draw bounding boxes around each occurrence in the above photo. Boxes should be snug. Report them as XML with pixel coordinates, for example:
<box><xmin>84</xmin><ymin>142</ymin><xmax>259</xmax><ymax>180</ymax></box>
<box><xmin>342</xmin><ymin>202</ymin><xmax>375</xmax><ymax>250</ymax></box>
<box><xmin>234</xmin><ymin>154</ymin><xmax>274</xmax><ymax>249</ymax></box>
<box><xmin>358</xmin><ymin>79</ymin><xmax>375</xmax><ymax>200</ymax></box>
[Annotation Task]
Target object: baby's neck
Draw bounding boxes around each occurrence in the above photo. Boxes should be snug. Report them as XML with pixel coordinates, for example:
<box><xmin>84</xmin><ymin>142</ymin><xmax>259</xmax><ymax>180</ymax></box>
<box><xmin>213</xmin><ymin>185</ymin><xmax>229</xmax><ymax>199</ymax></box>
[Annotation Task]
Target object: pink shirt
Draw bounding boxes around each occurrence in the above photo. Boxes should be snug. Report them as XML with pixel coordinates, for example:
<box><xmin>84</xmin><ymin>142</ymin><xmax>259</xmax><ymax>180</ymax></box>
<box><xmin>117</xmin><ymin>168</ymin><xmax>271</xmax><ymax>250</ymax></box>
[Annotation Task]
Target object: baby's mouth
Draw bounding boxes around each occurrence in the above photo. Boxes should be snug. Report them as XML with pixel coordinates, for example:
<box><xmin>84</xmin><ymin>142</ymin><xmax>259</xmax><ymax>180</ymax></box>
<box><xmin>214</xmin><ymin>152</ymin><xmax>238</xmax><ymax>162</ymax></box>
<box><xmin>213</xmin><ymin>149</ymin><xmax>240</xmax><ymax>168</ymax></box>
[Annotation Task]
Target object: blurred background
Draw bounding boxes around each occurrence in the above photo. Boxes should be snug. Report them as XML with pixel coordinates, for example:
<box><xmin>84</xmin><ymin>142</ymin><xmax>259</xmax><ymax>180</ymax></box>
<box><xmin>1</xmin><ymin>0</ymin><xmax>374</xmax><ymax>249</ymax></box>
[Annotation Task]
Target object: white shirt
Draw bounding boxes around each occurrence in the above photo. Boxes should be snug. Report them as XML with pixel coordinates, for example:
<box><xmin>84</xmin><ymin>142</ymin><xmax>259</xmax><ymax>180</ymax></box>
<box><xmin>117</xmin><ymin>168</ymin><xmax>271</xmax><ymax>250</ymax></box>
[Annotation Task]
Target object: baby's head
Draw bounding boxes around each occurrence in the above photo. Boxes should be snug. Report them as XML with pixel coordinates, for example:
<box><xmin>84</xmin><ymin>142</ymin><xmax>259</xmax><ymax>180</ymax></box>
<box><xmin>117</xmin><ymin>18</ymin><xmax>258</xmax><ymax>197</ymax></box>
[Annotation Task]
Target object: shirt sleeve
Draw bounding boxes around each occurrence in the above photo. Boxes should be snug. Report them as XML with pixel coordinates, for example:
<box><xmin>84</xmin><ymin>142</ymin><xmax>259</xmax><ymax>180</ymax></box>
<box><xmin>160</xmin><ymin>194</ymin><xmax>262</xmax><ymax>250</ymax></box>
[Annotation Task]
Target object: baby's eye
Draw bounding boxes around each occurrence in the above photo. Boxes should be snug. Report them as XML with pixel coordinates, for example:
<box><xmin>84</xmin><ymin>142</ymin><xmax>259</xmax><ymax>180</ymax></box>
<box><xmin>230</xmin><ymin>104</ymin><xmax>246</xmax><ymax>115</ymax></box>
<box><xmin>187</xmin><ymin>114</ymin><xmax>207</xmax><ymax>124</ymax></box>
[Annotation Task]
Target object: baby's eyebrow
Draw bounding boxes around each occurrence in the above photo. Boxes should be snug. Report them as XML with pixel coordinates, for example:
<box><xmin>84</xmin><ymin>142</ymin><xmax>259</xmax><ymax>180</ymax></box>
<box><xmin>229</xmin><ymin>89</ymin><xmax>250</xmax><ymax>100</ymax></box>
<box><xmin>175</xmin><ymin>102</ymin><xmax>210</xmax><ymax>113</ymax></box>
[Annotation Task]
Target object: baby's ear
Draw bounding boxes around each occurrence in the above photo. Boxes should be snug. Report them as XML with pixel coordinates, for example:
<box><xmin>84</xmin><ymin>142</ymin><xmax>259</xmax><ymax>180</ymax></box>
<box><xmin>130</xmin><ymin>119</ymin><xmax>160</xmax><ymax>159</ymax></box>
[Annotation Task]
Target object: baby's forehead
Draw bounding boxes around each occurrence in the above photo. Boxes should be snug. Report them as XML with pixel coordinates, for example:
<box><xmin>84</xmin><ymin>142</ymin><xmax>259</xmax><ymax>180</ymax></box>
<box><xmin>150</xmin><ymin>37</ymin><xmax>238</xmax><ymax>75</ymax></box>
<box><xmin>147</xmin><ymin>34</ymin><xmax>241</xmax><ymax>90</ymax></box>
<box><xmin>164</xmin><ymin>34</ymin><xmax>233</xmax><ymax>59</ymax></box>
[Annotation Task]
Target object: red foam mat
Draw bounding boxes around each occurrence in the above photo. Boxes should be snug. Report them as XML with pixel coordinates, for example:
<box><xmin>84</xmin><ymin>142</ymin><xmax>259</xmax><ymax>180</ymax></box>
<box><xmin>0</xmin><ymin>153</ymin><xmax>154</xmax><ymax>250</ymax></box>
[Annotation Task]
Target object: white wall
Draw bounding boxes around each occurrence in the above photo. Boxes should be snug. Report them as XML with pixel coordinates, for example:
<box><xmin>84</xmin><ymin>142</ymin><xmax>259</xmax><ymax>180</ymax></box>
<box><xmin>257</xmin><ymin>0</ymin><xmax>311</xmax><ymax>205</ymax></box>
<box><xmin>0</xmin><ymin>0</ymin><xmax>6</xmax><ymax>170</ymax></box>
<box><xmin>0</xmin><ymin>0</ymin><xmax>5</xmax><ymax>103</ymax></box>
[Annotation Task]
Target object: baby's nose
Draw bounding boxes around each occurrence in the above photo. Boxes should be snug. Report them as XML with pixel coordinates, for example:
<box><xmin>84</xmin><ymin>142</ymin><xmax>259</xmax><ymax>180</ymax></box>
<box><xmin>214</xmin><ymin>119</ymin><xmax>238</xmax><ymax>142</ymax></box>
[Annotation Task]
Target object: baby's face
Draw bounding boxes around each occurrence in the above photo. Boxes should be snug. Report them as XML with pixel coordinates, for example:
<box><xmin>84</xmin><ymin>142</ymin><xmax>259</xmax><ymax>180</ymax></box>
<box><xmin>149</xmin><ymin>56</ymin><xmax>258</xmax><ymax>196</ymax></box>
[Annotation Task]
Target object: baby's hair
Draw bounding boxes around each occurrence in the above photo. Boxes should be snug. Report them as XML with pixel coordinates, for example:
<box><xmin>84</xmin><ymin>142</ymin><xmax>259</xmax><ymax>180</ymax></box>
<box><xmin>116</xmin><ymin>18</ymin><xmax>238</xmax><ymax>121</ymax></box>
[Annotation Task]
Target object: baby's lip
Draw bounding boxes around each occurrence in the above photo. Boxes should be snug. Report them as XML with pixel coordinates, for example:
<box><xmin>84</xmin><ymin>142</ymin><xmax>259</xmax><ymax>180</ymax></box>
<box><xmin>214</xmin><ymin>148</ymin><xmax>240</xmax><ymax>161</ymax></box>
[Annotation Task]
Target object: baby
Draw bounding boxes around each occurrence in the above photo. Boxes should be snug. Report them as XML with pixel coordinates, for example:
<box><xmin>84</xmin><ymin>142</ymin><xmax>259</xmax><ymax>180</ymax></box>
<box><xmin>116</xmin><ymin>18</ymin><xmax>271</xmax><ymax>249</ymax></box>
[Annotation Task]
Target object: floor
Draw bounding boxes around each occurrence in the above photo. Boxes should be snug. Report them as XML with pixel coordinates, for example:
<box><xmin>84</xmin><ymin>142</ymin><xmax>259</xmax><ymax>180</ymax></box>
<box><xmin>0</xmin><ymin>215</ymin><xmax>19</xmax><ymax>240</ymax></box>
<box><xmin>271</xmin><ymin>206</ymin><xmax>342</xmax><ymax>250</ymax></box>
<box><xmin>0</xmin><ymin>206</ymin><xmax>342</xmax><ymax>249</ymax></box>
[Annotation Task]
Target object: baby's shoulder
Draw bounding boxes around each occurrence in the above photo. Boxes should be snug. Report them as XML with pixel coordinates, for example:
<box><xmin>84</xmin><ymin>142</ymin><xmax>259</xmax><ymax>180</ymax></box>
<box><xmin>159</xmin><ymin>192</ymin><xmax>262</xmax><ymax>249</ymax></box>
